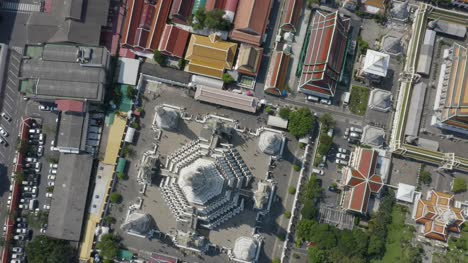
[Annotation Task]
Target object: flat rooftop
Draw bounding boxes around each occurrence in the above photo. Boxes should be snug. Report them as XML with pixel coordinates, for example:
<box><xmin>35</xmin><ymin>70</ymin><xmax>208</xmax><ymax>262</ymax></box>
<box><xmin>20</xmin><ymin>44</ymin><xmax>109</xmax><ymax>102</ymax></box>
<box><xmin>47</xmin><ymin>153</ymin><xmax>94</xmax><ymax>241</ymax></box>
<box><xmin>57</xmin><ymin>112</ymin><xmax>86</xmax><ymax>151</ymax></box>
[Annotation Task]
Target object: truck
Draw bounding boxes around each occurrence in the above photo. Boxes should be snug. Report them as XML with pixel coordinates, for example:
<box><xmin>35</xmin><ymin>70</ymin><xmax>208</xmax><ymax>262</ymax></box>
<box><xmin>350</xmin><ymin>127</ymin><xmax>363</xmax><ymax>133</ymax></box>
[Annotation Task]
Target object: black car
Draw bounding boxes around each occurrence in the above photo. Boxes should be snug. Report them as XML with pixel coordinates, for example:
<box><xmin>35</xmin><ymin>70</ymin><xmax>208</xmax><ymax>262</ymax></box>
<box><xmin>328</xmin><ymin>186</ymin><xmax>342</xmax><ymax>193</ymax></box>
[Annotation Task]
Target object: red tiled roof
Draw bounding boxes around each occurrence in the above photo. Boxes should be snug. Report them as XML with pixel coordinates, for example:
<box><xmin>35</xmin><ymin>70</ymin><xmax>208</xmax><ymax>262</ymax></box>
<box><xmin>121</xmin><ymin>0</ymin><xmax>173</xmax><ymax>53</ymax></box>
<box><xmin>158</xmin><ymin>25</ymin><xmax>190</xmax><ymax>58</ymax></box>
<box><xmin>170</xmin><ymin>0</ymin><xmax>194</xmax><ymax>25</ymax></box>
<box><xmin>206</xmin><ymin>0</ymin><xmax>238</xmax><ymax>11</ymax></box>
<box><xmin>280</xmin><ymin>0</ymin><xmax>303</xmax><ymax>32</ymax></box>
<box><xmin>230</xmin><ymin>0</ymin><xmax>272</xmax><ymax>46</ymax></box>
<box><xmin>264</xmin><ymin>51</ymin><xmax>291</xmax><ymax>95</ymax></box>
<box><xmin>299</xmin><ymin>11</ymin><xmax>350</xmax><ymax>97</ymax></box>
<box><xmin>342</xmin><ymin>148</ymin><xmax>383</xmax><ymax>214</ymax></box>
<box><xmin>55</xmin><ymin>100</ymin><xmax>84</xmax><ymax>113</ymax></box>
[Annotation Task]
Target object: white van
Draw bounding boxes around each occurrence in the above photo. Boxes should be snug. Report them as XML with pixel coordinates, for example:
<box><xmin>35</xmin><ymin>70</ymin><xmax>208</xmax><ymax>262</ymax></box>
<box><xmin>312</xmin><ymin>168</ymin><xmax>324</xmax><ymax>175</ymax></box>
<box><xmin>307</xmin><ymin>96</ymin><xmax>319</xmax><ymax>102</ymax></box>
<box><xmin>29</xmin><ymin>199</ymin><xmax>37</xmax><ymax>211</ymax></box>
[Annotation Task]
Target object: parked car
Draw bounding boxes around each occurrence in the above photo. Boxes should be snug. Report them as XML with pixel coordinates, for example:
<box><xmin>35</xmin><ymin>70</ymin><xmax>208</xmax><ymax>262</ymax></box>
<box><xmin>349</xmin><ymin>132</ymin><xmax>361</xmax><ymax>139</ymax></box>
<box><xmin>307</xmin><ymin>96</ymin><xmax>319</xmax><ymax>102</ymax></box>
<box><xmin>328</xmin><ymin>185</ymin><xmax>342</xmax><ymax>193</ymax></box>
<box><xmin>34</xmin><ymin>162</ymin><xmax>42</xmax><ymax>173</ymax></box>
<box><xmin>336</xmin><ymin>153</ymin><xmax>348</xmax><ymax>160</ymax></box>
<box><xmin>311</xmin><ymin>168</ymin><xmax>324</xmax><ymax>176</ymax></box>
<box><xmin>25</xmin><ymin>157</ymin><xmax>37</xmax><ymax>163</ymax></box>
<box><xmin>344</xmin><ymin>128</ymin><xmax>350</xmax><ymax>138</ymax></box>
<box><xmin>29</xmin><ymin>129</ymin><xmax>40</xmax><ymax>134</ymax></box>
<box><xmin>0</xmin><ymin>137</ymin><xmax>6</xmax><ymax>145</ymax></box>
<box><xmin>338</xmin><ymin>148</ymin><xmax>349</xmax><ymax>154</ymax></box>
<box><xmin>49</xmin><ymin>169</ymin><xmax>57</xmax><ymax>175</ymax></box>
<box><xmin>43</xmin><ymin>204</ymin><xmax>50</xmax><ymax>210</ymax></box>
<box><xmin>48</xmin><ymin>181</ymin><xmax>55</xmax><ymax>187</ymax></box>
<box><xmin>16</xmin><ymin>223</ymin><xmax>27</xmax><ymax>228</ymax></box>
<box><xmin>45</xmin><ymin>192</ymin><xmax>53</xmax><ymax>198</ymax></box>
<box><xmin>0</xmin><ymin>127</ymin><xmax>8</xmax><ymax>137</ymax></box>
<box><xmin>11</xmin><ymin>247</ymin><xmax>23</xmax><ymax>253</ymax></box>
<box><xmin>39</xmin><ymin>133</ymin><xmax>45</xmax><ymax>145</ymax></box>
<box><xmin>1</xmin><ymin>112</ymin><xmax>11</xmax><ymax>122</ymax></box>
<box><xmin>15</xmin><ymin>228</ymin><xmax>27</xmax><ymax>234</ymax></box>
<box><xmin>49</xmin><ymin>163</ymin><xmax>58</xmax><ymax>169</ymax></box>
<box><xmin>39</xmin><ymin>105</ymin><xmax>50</xmax><ymax>111</ymax></box>
<box><xmin>37</xmin><ymin>145</ymin><xmax>44</xmax><ymax>157</ymax></box>
<box><xmin>327</xmin><ymin>128</ymin><xmax>334</xmax><ymax>137</ymax></box>
<box><xmin>350</xmin><ymin>127</ymin><xmax>363</xmax><ymax>133</ymax></box>
<box><xmin>336</xmin><ymin>159</ymin><xmax>348</xmax><ymax>165</ymax></box>
<box><xmin>13</xmin><ymin>235</ymin><xmax>25</xmax><ymax>241</ymax></box>
<box><xmin>47</xmin><ymin>175</ymin><xmax>55</xmax><ymax>181</ymax></box>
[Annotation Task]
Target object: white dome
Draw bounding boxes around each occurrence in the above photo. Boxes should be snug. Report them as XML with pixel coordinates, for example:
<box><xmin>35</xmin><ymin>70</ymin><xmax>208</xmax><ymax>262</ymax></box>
<box><xmin>233</xmin><ymin>237</ymin><xmax>258</xmax><ymax>261</ymax></box>
<box><xmin>178</xmin><ymin>158</ymin><xmax>225</xmax><ymax>205</ymax></box>
<box><xmin>258</xmin><ymin>131</ymin><xmax>282</xmax><ymax>155</ymax></box>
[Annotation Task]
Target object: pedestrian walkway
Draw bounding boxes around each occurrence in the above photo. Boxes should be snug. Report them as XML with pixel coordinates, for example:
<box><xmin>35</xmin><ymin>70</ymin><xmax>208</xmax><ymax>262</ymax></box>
<box><xmin>1</xmin><ymin>1</ymin><xmax>40</xmax><ymax>12</ymax></box>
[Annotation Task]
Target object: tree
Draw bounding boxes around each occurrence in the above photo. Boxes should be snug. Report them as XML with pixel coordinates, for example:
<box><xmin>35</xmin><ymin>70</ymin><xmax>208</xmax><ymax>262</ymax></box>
<box><xmin>288</xmin><ymin>108</ymin><xmax>315</xmax><ymax>138</ymax></box>
<box><xmin>319</xmin><ymin>113</ymin><xmax>335</xmax><ymax>131</ymax></box>
<box><xmin>308</xmin><ymin>247</ymin><xmax>329</xmax><ymax>263</ymax></box>
<box><xmin>153</xmin><ymin>50</ymin><xmax>166</xmax><ymax>66</ymax></box>
<box><xmin>279</xmin><ymin>108</ymin><xmax>291</xmax><ymax>120</ymax></box>
<box><xmin>27</xmin><ymin>235</ymin><xmax>76</xmax><ymax>263</ymax></box>
<box><xmin>112</xmin><ymin>86</ymin><xmax>122</xmax><ymax>106</ymax></box>
<box><xmin>288</xmin><ymin>186</ymin><xmax>296</xmax><ymax>195</ymax></box>
<box><xmin>264</xmin><ymin>106</ymin><xmax>274</xmax><ymax>115</ymax></box>
<box><xmin>318</xmin><ymin>135</ymin><xmax>333</xmax><ymax>156</ymax></box>
<box><xmin>96</xmin><ymin>234</ymin><xmax>120</xmax><ymax>261</ymax></box>
<box><xmin>222</xmin><ymin>73</ymin><xmax>235</xmax><ymax>84</ymax></box>
<box><xmin>301</xmin><ymin>201</ymin><xmax>318</xmax><ymax>220</ymax></box>
<box><xmin>103</xmin><ymin>215</ymin><xmax>116</xmax><ymax>225</ymax></box>
<box><xmin>419</xmin><ymin>170</ymin><xmax>432</xmax><ymax>185</ymax></box>
<box><xmin>296</xmin><ymin>219</ymin><xmax>316</xmax><ymax>242</ymax></box>
<box><xmin>453</xmin><ymin>178</ymin><xmax>467</xmax><ymax>193</ymax></box>
<box><xmin>284</xmin><ymin>211</ymin><xmax>291</xmax><ymax>219</ymax></box>
<box><xmin>126</xmin><ymin>86</ymin><xmax>136</xmax><ymax>99</ymax></box>
<box><xmin>191</xmin><ymin>9</ymin><xmax>232</xmax><ymax>31</ymax></box>
<box><xmin>109</xmin><ymin>192</ymin><xmax>122</xmax><ymax>203</ymax></box>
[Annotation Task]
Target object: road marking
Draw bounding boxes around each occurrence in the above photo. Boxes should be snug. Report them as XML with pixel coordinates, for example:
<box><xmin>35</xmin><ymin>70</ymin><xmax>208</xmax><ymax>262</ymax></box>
<box><xmin>10</xmin><ymin>62</ymin><xmax>18</xmax><ymax>72</ymax></box>
<box><xmin>7</xmin><ymin>76</ymin><xmax>16</xmax><ymax>84</ymax></box>
<box><xmin>3</xmin><ymin>100</ymin><xmax>12</xmax><ymax>112</ymax></box>
<box><xmin>8</xmin><ymin>69</ymin><xmax>17</xmax><ymax>78</ymax></box>
<box><xmin>5</xmin><ymin>93</ymin><xmax>14</xmax><ymax>103</ymax></box>
<box><xmin>10</xmin><ymin>54</ymin><xmax>20</xmax><ymax>64</ymax></box>
<box><xmin>7</xmin><ymin>84</ymin><xmax>16</xmax><ymax>93</ymax></box>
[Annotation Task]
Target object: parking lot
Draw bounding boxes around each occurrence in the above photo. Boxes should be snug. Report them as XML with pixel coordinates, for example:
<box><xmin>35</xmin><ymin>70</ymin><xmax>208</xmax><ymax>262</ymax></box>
<box><xmin>3</xmin><ymin>101</ymin><xmax>62</xmax><ymax>260</ymax></box>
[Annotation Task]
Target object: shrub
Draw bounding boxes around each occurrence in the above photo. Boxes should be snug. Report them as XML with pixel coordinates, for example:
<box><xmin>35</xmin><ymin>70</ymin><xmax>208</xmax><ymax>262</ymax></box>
<box><xmin>284</xmin><ymin>211</ymin><xmax>292</xmax><ymax>219</ymax></box>
<box><xmin>222</xmin><ymin>73</ymin><xmax>235</xmax><ymax>84</ymax></box>
<box><xmin>109</xmin><ymin>192</ymin><xmax>122</xmax><ymax>204</ymax></box>
<box><xmin>419</xmin><ymin>170</ymin><xmax>432</xmax><ymax>186</ymax></box>
<box><xmin>265</xmin><ymin>106</ymin><xmax>274</xmax><ymax>115</ymax></box>
<box><xmin>288</xmin><ymin>187</ymin><xmax>296</xmax><ymax>195</ymax></box>
<box><xmin>117</xmin><ymin>172</ymin><xmax>127</xmax><ymax>180</ymax></box>
<box><xmin>153</xmin><ymin>50</ymin><xmax>167</xmax><ymax>66</ymax></box>
<box><xmin>103</xmin><ymin>216</ymin><xmax>116</xmax><ymax>225</ymax></box>
<box><xmin>299</xmin><ymin>142</ymin><xmax>306</xmax><ymax>149</ymax></box>
<box><xmin>293</xmin><ymin>164</ymin><xmax>301</xmax><ymax>172</ymax></box>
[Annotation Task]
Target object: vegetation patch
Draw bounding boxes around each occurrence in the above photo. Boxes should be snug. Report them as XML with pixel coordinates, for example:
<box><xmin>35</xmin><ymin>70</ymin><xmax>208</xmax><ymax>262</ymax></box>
<box><xmin>349</xmin><ymin>86</ymin><xmax>370</xmax><ymax>116</ymax></box>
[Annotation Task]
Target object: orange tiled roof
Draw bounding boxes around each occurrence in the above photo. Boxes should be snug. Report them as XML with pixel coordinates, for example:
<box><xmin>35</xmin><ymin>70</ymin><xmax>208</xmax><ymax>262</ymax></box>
<box><xmin>414</xmin><ymin>190</ymin><xmax>465</xmax><ymax>242</ymax></box>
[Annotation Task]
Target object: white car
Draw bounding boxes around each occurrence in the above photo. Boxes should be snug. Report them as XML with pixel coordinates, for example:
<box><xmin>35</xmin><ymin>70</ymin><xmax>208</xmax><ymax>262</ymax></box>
<box><xmin>1</xmin><ymin>112</ymin><xmax>11</xmax><ymax>122</ymax></box>
<box><xmin>25</xmin><ymin>157</ymin><xmax>37</xmax><ymax>163</ymax></box>
<box><xmin>49</xmin><ymin>169</ymin><xmax>57</xmax><ymax>175</ymax></box>
<box><xmin>34</xmin><ymin>162</ymin><xmax>42</xmax><ymax>173</ymax></box>
<box><xmin>13</xmin><ymin>235</ymin><xmax>25</xmax><ymax>241</ymax></box>
<box><xmin>43</xmin><ymin>204</ymin><xmax>50</xmax><ymax>210</ymax></box>
<box><xmin>12</xmin><ymin>247</ymin><xmax>23</xmax><ymax>253</ymax></box>
<box><xmin>47</xmin><ymin>175</ymin><xmax>55</xmax><ymax>181</ymax></box>
<box><xmin>0</xmin><ymin>127</ymin><xmax>8</xmax><ymax>137</ymax></box>
<box><xmin>338</xmin><ymin>148</ymin><xmax>349</xmax><ymax>154</ymax></box>
<box><xmin>336</xmin><ymin>159</ymin><xmax>348</xmax><ymax>165</ymax></box>
<box><xmin>45</xmin><ymin>192</ymin><xmax>53</xmax><ymax>198</ymax></box>
<box><xmin>39</xmin><ymin>133</ymin><xmax>45</xmax><ymax>145</ymax></box>
<box><xmin>40</xmin><ymin>228</ymin><xmax>46</xmax><ymax>233</ymax></box>
<box><xmin>49</xmin><ymin>163</ymin><xmax>58</xmax><ymax>169</ymax></box>
<box><xmin>37</xmin><ymin>146</ymin><xmax>43</xmax><ymax>157</ymax></box>
<box><xmin>15</xmin><ymin>228</ymin><xmax>27</xmax><ymax>234</ymax></box>
<box><xmin>336</xmin><ymin>153</ymin><xmax>348</xmax><ymax>160</ymax></box>
<box><xmin>39</xmin><ymin>105</ymin><xmax>50</xmax><ymax>111</ymax></box>
<box><xmin>48</xmin><ymin>181</ymin><xmax>55</xmax><ymax>187</ymax></box>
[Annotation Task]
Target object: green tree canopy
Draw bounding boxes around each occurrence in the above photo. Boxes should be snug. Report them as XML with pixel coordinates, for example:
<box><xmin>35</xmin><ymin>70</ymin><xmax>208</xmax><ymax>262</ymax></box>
<box><xmin>96</xmin><ymin>234</ymin><xmax>120</xmax><ymax>261</ymax></box>
<box><xmin>26</xmin><ymin>235</ymin><xmax>76</xmax><ymax>263</ymax></box>
<box><xmin>279</xmin><ymin>108</ymin><xmax>291</xmax><ymax>120</ymax></box>
<box><xmin>288</xmin><ymin>108</ymin><xmax>315</xmax><ymax>138</ymax></box>
<box><xmin>308</xmin><ymin>246</ymin><xmax>329</xmax><ymax>263</ymax></box>
<box><xmin>109</xmin><ymin>192</ymin><xmax>122</xmax><ymax>203</ymax></box>
<box><xmin>222</xmin><ymin>73</ymin><xmax>235</xmax><ymax>84</ymax></box>
<box><xmin>319</xmin><ymin>113</ymin><xmax>335</xmax><ymax>130</ymax></box>
<box><xmin>191</xmin><ymin>9</ymin><xmax>231</xmax><ymax>31</ymax></box>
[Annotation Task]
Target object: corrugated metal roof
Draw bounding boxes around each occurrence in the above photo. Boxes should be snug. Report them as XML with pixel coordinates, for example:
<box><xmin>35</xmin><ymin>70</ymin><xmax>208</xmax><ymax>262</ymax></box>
<box><xmin>194</xmin><ymin>86</ymin><xmax>257</xmax><ymax>113</ymax></box>
<box><xmin>405</xmin><ymin>82</ymin><xmax>427</xmax><ymax>137</ymax></box>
